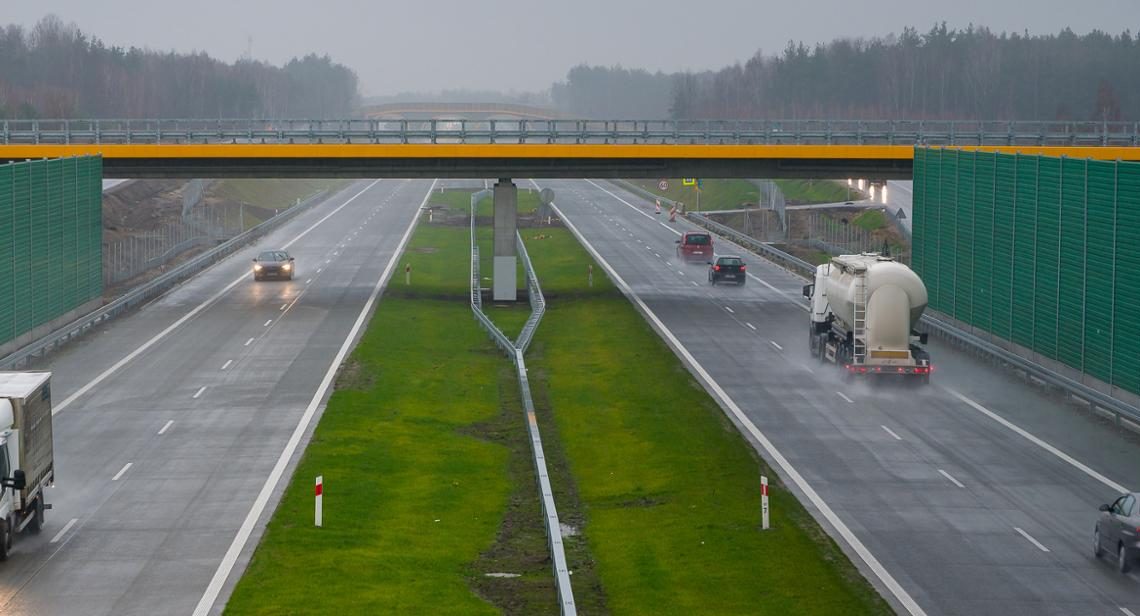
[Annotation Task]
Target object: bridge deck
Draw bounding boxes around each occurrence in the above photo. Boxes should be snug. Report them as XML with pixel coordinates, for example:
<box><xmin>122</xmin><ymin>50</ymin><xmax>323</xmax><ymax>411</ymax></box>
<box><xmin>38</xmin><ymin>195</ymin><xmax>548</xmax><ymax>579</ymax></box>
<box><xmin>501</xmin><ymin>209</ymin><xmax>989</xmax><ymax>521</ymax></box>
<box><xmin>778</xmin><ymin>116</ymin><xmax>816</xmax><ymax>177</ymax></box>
<box><xmin>2</xmin><ymin>143</ymin><xmax>1137</xmax><ymax>179</ymax></box>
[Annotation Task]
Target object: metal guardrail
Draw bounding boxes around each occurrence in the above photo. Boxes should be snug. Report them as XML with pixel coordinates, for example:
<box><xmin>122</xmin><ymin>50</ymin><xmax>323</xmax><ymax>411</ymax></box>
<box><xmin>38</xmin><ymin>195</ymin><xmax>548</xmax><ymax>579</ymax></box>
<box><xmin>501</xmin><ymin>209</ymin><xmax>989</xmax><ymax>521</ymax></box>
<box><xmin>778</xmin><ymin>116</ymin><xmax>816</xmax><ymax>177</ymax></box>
<box><xmin>0</xmin><ymin>189</ymin><xmax>331</xmax><ymax>369</ymax></box>
<box><xmin>468</xmin><ymin>191</ymin><xmax>575</xmax><ymax>615</ymax></box>
<box><xmin>4</xmin><ymin>118</ymin><xmax>1139</xmax><ymax>146</ymax></box>
<box><xmin>685</xmin><ymin>211</ymin><xmax>1140</xmax><ymax>428</ymax></box>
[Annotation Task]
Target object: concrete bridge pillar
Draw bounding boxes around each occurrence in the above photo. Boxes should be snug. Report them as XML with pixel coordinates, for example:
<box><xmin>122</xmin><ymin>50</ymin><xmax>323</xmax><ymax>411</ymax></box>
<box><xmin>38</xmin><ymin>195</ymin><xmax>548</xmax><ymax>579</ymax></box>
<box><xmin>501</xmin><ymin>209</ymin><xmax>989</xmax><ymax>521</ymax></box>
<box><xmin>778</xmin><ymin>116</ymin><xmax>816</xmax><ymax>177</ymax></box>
<box><xmin>493</xmin><ymin>178</ymin><xmax>518</xmax><ymax>301</ymax></box>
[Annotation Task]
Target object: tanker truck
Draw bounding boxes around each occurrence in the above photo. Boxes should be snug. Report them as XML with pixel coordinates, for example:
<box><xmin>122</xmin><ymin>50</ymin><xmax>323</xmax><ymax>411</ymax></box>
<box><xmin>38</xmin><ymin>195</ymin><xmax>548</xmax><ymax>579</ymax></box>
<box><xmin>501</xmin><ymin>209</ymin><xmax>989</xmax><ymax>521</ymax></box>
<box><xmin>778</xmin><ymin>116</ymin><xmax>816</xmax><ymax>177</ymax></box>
<box><xmin>802</xmin><ymin>254</ymin><xmax>932</xmax><ymax>383</ymax></box>
<box><xmin>0</xmin><ymin>372</ymin><xmax>54</xmax><ymax>559</ymax></box>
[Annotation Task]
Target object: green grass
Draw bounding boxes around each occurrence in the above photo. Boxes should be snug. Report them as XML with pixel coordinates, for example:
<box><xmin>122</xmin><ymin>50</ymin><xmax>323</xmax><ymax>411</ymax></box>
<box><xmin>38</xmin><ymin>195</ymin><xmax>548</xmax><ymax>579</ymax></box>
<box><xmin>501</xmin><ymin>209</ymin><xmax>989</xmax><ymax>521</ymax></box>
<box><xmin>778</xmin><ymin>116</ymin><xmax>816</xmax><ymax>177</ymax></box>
<box><xmin>214</xmin><ymin>178</ymin><xmax>351</xmax><ymax>210</ymax></box>
<box><xmin>627</xmin><ymin>178</ymin><xmax>758</xmax><ymax>211</ymax></box>
<box><xmin>226</xmin><ymin>219</ymin><xmax>544</xmax><ymax>615</ymax></box>
<box><xmin>213</xmin><ymin>178</ymin><xmax>353</xmax><ymax>228</ymax></box>
<box><xmin>851</xmin><ymin>208</ymin><xmax>888</xmax><ymax>232</ymax></box>
<box><xmin>774</xmin><ymin>179</ymin><xmax>852</xmax><ymax>205</ymax></box>
<box><xmin>521</xmin><ymin>228</ymin><xmax>892</xmax><ymax>615</ymax></box>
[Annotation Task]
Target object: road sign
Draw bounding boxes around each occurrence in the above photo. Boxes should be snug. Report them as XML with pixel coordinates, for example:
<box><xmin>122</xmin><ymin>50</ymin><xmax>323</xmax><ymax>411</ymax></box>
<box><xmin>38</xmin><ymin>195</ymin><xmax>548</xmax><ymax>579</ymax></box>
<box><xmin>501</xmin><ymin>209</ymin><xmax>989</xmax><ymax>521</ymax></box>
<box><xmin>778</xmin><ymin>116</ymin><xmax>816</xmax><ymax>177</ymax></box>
<box><xmin>539</xmin><ymin>188</ymin><xmax>555</xmax><ymax>205</ymax></box>
<box><xmin>658</xmin><ymin>179</ymin><xmax>669</xmax><ymax>191</ymax></box>
<box><xmin>682</xmin><ymin>178</ymin><xmax>696</xmax><ymax>186</ymax></box>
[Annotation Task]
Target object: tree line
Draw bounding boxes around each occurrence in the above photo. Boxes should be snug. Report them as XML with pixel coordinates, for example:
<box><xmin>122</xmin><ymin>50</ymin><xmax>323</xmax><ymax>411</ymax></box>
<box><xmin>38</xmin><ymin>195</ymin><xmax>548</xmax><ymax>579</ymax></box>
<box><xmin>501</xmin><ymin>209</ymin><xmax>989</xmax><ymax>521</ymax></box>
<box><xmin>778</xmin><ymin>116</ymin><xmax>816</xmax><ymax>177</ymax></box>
<box><xmin>550</xmin><ymin>25</ymin><xmax>1140</xmax><ymax>121</ymax></box>
<box><xmin>0</xmin><ymin>15</ymin><xmax>358</xmax><ymax>119</ymax></box>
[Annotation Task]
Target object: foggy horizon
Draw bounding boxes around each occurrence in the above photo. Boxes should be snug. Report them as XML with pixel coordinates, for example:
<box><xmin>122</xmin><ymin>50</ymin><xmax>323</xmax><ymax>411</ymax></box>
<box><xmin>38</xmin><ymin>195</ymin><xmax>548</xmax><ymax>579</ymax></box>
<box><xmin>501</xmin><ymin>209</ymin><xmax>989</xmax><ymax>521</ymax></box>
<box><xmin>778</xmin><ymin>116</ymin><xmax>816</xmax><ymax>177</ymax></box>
<box><xmin>5</xmin><ymin>0</ymin><xmax>1139</xmax><ymax>97</ymax></box>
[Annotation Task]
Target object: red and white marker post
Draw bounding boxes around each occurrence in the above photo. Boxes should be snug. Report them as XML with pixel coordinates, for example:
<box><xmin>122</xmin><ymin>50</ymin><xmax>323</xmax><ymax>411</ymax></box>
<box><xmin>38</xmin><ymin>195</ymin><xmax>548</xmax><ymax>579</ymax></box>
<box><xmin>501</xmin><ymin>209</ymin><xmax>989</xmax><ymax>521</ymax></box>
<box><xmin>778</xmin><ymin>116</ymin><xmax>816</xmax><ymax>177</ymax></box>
<box><xmin>315</xmin><ymin>475</ymin><xmax>323</xmax><ymax>528</ymax></box>
<box><xmin>655</xmin><ymin>199</ymin><xmax>662</xmax><ymax>214</ymax></box>
<box><xmin>761</xmin><ymin>476</ymin><xmax>770</xmax><ymax>530</ymax></box>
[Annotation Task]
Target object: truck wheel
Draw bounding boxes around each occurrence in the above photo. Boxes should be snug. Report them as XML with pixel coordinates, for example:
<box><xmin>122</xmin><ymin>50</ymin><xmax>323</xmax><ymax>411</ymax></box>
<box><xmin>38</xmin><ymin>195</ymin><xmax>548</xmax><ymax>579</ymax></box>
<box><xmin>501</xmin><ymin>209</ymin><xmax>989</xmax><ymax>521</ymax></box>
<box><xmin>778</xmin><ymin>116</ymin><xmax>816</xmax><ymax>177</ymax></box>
<box><xmin>0</xmin><ymin>521</ymin><xmax>9</xmax><ymax>561</ymax></box>
<box><xmin>27</xmin><ymin>497</ymin><xmax>44</xmax><ymax>535</ymax></box>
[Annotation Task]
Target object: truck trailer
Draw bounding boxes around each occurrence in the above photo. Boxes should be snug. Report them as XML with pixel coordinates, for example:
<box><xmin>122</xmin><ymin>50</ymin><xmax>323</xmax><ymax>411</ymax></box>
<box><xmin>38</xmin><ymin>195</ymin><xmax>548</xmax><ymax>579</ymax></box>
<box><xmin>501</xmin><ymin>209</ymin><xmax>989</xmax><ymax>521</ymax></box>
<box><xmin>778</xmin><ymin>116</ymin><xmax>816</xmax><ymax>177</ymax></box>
<box><xmin>0</xmin><ymin>371</ymin><xmax>54</xmax><ymax>559</ymax></box>
<box><xmin>803</xmin><ymin>254</ymin><xmax>932</xmax><ymax>382</ymax></box>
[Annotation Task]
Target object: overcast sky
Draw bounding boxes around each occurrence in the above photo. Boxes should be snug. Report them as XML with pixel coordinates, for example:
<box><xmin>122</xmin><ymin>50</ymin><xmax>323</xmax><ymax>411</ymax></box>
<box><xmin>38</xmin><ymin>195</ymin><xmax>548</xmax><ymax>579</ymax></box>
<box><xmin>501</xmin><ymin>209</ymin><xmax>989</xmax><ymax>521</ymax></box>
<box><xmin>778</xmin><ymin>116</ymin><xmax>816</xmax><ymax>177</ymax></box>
<box><xmin>6</xmin><ymin>1</ymin><xmax>1137</xmax><ymax>96</ymax></box>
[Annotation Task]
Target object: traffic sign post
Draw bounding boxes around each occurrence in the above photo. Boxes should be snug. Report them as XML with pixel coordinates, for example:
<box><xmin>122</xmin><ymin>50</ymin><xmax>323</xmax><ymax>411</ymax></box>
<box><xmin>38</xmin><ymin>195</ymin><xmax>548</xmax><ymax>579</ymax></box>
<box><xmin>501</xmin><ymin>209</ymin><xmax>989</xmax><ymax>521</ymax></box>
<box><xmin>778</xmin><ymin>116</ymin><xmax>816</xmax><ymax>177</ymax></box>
<box><xmin>761</xmin><ymin>476</ymin><xmax>770</xmax><ymax>530</ymax></box>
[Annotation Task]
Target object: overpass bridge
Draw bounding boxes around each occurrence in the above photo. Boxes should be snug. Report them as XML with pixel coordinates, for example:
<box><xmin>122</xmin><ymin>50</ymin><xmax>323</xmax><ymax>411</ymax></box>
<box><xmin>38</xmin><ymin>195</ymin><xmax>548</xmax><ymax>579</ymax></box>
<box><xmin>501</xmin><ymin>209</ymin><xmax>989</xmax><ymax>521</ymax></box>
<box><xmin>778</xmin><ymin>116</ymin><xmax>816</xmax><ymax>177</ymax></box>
<box><xmin>360</xmin><ymin>102</ymin><xmax>562</xmax><ymax>120</ymax></box>
<box><xmin>1</xmin><ymin>118</ymin><xmax>1138</xmax><ymax>178</ymax></box>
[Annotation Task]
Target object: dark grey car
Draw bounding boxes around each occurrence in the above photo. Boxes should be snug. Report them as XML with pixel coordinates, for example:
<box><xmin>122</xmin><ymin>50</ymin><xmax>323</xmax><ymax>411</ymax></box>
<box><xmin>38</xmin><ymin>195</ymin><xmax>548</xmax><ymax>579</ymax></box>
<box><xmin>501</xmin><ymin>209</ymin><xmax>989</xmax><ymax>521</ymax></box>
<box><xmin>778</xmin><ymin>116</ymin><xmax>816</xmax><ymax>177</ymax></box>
<box><xmin>1094</xmin><ymin>491</ymin><xmax>1140</xmax><ymax>573</ymax></box>
<box><xmin>252</xmin><ymin>250</ymin><xmax>295</xmax><ymax>281</ymax></box>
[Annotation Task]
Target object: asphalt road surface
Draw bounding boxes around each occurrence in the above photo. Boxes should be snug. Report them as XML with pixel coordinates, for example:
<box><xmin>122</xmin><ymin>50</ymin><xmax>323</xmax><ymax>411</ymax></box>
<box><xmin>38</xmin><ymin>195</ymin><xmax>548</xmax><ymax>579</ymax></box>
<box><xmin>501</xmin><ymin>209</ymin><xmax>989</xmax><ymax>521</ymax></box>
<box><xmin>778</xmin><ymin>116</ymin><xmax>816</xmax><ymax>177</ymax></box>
<box><xmin>0</xmin><ymin>178</ymin><xmax>434</xmax><ymax>615</ymax></box>
<box><xmin>539</xmin><ymin>178</ymin><xmax>1140</xmax><ymax>616</ymax></box>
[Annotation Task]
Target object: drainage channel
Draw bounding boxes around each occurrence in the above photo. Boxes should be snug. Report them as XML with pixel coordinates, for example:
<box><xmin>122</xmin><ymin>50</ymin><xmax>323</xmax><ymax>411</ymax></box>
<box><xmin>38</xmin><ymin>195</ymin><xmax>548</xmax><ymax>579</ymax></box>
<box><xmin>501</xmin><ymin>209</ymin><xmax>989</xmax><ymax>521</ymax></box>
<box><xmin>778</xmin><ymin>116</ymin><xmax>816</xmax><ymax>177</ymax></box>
<box><xmin>468</xmin><ymin>190</ymin><xmax>576</xmax><ymax>615</ymax></box>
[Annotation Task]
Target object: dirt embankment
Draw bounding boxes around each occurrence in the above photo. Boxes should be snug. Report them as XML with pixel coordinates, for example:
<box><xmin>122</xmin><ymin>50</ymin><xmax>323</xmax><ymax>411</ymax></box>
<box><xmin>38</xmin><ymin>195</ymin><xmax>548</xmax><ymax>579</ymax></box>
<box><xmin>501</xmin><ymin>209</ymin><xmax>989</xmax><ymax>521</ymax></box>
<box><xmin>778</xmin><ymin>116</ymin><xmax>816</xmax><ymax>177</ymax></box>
<box><xmin>103</xmin><ymin>180</ymin><xmax>191</xmax><ymax>243</ymax></box>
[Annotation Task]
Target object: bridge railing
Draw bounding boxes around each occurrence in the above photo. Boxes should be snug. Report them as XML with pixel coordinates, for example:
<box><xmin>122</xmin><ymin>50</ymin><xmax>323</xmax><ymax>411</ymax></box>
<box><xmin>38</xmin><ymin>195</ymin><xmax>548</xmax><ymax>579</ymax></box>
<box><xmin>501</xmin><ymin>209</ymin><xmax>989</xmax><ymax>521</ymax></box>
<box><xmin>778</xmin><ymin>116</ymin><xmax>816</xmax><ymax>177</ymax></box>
<box><xmin>3</xmin><ymin>118</ymin><xmax>1138</xmax><ymax>146</ymax></box>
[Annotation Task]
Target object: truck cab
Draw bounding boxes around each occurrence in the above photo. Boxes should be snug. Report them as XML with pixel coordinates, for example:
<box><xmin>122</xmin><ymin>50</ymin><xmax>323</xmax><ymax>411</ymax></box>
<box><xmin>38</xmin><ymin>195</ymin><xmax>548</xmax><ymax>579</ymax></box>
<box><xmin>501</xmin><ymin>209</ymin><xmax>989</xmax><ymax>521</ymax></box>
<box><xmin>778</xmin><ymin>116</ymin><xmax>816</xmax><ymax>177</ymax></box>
<box><xmin>0</xmin><ymin>372</ymin><xmax>54</xmax><ymax>560</ymax></box>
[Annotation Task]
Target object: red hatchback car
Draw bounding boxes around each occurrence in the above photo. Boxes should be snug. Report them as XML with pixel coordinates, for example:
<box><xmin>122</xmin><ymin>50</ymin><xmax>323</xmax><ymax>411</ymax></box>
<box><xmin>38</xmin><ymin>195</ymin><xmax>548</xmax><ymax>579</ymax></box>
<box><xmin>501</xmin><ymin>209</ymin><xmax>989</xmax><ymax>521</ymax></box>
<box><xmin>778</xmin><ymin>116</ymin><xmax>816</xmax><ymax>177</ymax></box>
<box><xmin>675</xmin><ymin>231</ymin><xmax>713</xmax><ymax>263</ymax></box>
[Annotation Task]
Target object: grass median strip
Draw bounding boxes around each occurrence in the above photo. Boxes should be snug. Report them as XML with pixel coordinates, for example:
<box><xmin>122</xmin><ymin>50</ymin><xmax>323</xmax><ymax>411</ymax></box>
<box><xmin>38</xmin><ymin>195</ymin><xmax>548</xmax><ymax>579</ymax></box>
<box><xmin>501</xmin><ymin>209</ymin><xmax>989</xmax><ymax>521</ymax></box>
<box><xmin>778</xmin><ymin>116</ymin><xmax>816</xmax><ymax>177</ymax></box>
<box><xmin>521</xmin><ymin>225</ymin><xmax>892</xmax><ymax>615</ymax></box>
<box><xmin>226</xmin><ymin>217</ymin><xmax>559</xmax><ymax>614</ymax></box>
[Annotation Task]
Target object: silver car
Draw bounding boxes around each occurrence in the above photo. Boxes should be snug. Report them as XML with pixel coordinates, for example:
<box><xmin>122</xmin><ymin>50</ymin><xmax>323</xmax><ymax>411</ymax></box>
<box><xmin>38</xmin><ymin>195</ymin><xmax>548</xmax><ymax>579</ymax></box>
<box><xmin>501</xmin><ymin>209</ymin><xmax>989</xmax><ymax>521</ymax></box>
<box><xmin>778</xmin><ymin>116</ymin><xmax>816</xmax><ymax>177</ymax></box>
<box><xmin>1094</xmin><ymin>491</ymin><xmax>1140</xmax><ymax>573</ymax></box>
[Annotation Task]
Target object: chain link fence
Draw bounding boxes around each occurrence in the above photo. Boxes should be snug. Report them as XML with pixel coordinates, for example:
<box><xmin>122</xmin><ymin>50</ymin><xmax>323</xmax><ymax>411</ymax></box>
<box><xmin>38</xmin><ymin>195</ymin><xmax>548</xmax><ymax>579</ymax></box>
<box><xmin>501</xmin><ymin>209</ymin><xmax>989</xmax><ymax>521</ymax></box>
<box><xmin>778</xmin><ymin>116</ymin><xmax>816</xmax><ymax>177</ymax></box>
<box><xmin>103</xmin><ymin>202</ymin><xmax>245</xmax><ymax>285</ymax></box>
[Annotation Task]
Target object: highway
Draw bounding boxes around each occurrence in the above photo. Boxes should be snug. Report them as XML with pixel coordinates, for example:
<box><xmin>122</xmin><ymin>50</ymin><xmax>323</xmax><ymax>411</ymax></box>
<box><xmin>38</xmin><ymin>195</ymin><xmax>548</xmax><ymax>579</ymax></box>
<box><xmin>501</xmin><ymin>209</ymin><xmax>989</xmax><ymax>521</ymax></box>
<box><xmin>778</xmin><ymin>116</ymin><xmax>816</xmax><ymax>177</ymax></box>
<box><xmin>540</xmin><ymin>178</ymin><xmax>1140</xmax><ymax>616</ymax></box>
<box><xmin>0</xmin><ymin>178</ymin><xmax>434</xmax><ymax>615</ymax></box>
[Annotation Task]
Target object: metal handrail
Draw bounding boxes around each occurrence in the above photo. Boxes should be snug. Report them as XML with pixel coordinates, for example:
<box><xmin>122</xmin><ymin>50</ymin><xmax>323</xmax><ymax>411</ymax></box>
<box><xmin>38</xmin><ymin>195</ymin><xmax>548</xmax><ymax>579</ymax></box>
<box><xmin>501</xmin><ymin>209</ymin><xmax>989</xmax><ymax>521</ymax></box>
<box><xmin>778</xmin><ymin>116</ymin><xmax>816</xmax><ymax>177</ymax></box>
<box><xmin>0</xmin><ymin>189</ymin><xmax>331</xmax><ymax>369</ymax></box>
<box><xmin>468</xmin><ymin>190</ymin><xmax>575</xmax><ymax>615</ymax></box>
<box><xmin>4</xmin><ymin>118</ymin><xmax>1138</xmax><ymax>146</ymax></box>
<box><xmin>684</xmin><ymin>211</ymin><xmax>1140</xmax><ymax>427</ymax></box>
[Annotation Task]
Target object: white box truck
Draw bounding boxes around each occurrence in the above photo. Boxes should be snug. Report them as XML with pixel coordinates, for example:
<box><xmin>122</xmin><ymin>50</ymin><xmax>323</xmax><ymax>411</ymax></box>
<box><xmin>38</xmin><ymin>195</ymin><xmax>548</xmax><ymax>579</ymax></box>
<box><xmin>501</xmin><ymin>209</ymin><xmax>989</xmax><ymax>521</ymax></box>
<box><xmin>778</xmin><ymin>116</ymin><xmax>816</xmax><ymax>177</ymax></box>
<box><xmin>0</xmin><ymin>371</ymin><xmax>54</xmax><ymax>559</ymax></box>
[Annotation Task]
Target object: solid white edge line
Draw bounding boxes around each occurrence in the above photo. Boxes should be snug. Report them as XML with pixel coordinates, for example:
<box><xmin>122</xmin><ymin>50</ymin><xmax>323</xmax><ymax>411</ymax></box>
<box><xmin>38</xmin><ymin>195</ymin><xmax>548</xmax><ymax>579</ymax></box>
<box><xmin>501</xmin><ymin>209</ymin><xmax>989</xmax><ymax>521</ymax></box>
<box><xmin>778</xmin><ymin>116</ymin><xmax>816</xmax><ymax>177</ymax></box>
<box><xmin>193</xmin><ymin>386</ymin><xmax>207</xmax><ymax>399</ymax></box>
<box><xmin>937</xmin><ymin>469</ymin><xmax>965</xmax><ymax>488</ymax></box>
<box><xmin>881</xmin><ymin>425</ymin><xmax>903</xmax><ymax>441</ymax></box>
<box><xmin>52</xmin><ymin>180</ymin><xmax>384</xmax><ymax>416</ymax></box>
<box><xmin>191</xmin><ymin>179</ymin><xmax>437</xmax><ymax>616</ymax></box>
<box><xmin>545</xmin><ymin>194</ymin><xmax>928</xmax><ymax>616</ymax></box>
<box><xmin>946</xmin><ymin>388</ymin><xmax>1130</xmax><ymax>494</ymax></box>
<box><xmin>1013</xmin><ymin>527</ymin><xmax>1051</xmax><ymax>552</ymax></box>
<box><xmin>49</xmin><ymin>518</ymin><xmax>78</xmax><ymax>544</ymax></box>
<box><xmin>158</xmin><ymin>420</ymin><xmax>174</xmax><ymax>436</ymax></box>
<box><xmin>111</xmin><ymin>462</ymin><xmax>132</xmax><ymax>481</ymax></box>
<box><xmin>584</xmin><ymin>179</ymin><xmax>681</xmax><ymax>235</ymax></box>
<box><xmin>837</xmin><ymin>392</ymin><xmax>855</xmax><ymax>404</ymax></box>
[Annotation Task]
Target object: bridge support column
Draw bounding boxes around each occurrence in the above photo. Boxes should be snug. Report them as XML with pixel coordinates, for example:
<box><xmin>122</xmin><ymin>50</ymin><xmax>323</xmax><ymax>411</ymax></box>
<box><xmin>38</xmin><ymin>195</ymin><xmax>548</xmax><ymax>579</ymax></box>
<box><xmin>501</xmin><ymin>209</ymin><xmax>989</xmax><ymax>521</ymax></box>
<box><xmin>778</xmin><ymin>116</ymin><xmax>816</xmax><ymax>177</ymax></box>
<box><xmin>493</xmin><ymin>178</ymin><xmax>518</xmax><ymax>301</ymax></box>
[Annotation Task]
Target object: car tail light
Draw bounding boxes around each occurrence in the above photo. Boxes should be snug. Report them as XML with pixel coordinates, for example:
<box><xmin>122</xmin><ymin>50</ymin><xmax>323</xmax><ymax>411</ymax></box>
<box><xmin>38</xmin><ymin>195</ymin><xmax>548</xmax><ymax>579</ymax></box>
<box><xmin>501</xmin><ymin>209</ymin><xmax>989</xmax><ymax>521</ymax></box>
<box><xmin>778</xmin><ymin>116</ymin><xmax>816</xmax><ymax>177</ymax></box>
<box><xmin>739</xmin><ymin>266</ymin><xmax>746</xmax><ymax>271</ymax></box>
<box><xmin>714</xmin><ymin>265</ymin><xmax>721</xmax><ymax>271</ymax></box>
<box><xmin>898</xmin><ymin>367</ymin><xmax>904</xmax><ymax>373</ymax></box>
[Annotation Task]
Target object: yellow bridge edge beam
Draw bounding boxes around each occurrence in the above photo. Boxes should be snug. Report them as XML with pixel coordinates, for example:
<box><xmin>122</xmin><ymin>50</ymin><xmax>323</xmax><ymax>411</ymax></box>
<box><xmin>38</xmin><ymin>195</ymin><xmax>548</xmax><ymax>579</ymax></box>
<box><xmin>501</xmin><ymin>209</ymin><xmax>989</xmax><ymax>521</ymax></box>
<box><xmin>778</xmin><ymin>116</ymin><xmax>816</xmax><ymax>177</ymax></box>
<box><xmin>0</xmin><ymin>144</ymin><xmax>1138</xmax><ymax>161</ymax></box>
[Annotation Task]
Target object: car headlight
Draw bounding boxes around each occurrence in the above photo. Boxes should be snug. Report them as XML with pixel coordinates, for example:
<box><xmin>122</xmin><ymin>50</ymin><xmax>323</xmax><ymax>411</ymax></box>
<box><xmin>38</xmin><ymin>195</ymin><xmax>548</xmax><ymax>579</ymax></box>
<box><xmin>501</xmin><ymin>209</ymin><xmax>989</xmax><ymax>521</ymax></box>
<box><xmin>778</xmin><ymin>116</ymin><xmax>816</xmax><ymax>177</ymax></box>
<box><xmin>282</xmin><ymin>263</ymin><xmax>292</xmax><ymax>270</ymax></box>
<box><xmin>254</xmin><ymin>264</ymin><xmax>263</xmax><ymax>271</ymax></box>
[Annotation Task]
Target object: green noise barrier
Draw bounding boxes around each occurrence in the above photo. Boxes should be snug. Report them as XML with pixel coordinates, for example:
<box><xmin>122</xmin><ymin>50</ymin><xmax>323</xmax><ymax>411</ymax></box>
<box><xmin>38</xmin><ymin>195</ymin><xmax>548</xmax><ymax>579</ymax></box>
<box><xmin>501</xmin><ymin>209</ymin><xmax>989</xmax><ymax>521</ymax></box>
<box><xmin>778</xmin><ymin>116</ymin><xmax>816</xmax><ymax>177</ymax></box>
<box><xmin>0</xmin><ymin>156</ymin><xmax>103</xmax><ymax>348</ymax></box>
<box><xmin>914</xmin><ymin>147</ymin><xmax>1140</xmax><ymax>397</ymax></box>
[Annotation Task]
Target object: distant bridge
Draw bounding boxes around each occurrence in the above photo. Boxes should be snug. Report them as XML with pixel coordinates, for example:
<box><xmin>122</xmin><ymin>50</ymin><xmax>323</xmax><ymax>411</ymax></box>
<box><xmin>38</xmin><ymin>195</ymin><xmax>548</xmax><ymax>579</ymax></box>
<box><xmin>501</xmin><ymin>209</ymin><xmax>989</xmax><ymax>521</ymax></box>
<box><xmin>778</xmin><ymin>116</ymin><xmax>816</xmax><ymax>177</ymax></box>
<box><xmin>360</xmin><ymin>102</ymin><xmax>562</xmax><ymax>120</ymax></box>
<box><xmin>1</xmin><ymin>119</ymin><xmax>1137</xmax><ymax>178</ymax></box>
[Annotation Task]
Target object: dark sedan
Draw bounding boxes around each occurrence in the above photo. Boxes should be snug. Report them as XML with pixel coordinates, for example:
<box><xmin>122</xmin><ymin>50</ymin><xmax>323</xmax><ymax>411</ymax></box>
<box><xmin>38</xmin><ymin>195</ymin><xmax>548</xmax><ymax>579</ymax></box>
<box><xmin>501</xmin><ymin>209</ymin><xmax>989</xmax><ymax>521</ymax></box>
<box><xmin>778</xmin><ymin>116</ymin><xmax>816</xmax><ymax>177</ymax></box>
<box><xmin>1095</xmin><ymin>491</ymin><xmax>1140</xmax><ymax>573</ymax></box>
<box><xmin>252</xmin><ymin>250</ymin><xmax>295</xmax><ymax>281</ymax></box>
<box><xmin>708</xmin><ymin>256</ymin><xmax>746</xmax><ymax>286</ymax></box>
